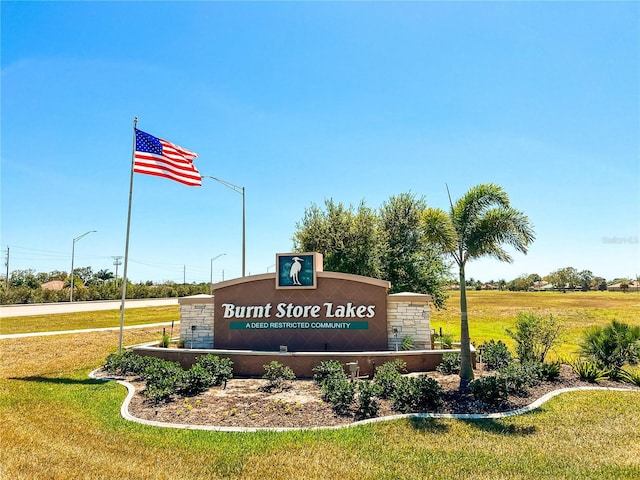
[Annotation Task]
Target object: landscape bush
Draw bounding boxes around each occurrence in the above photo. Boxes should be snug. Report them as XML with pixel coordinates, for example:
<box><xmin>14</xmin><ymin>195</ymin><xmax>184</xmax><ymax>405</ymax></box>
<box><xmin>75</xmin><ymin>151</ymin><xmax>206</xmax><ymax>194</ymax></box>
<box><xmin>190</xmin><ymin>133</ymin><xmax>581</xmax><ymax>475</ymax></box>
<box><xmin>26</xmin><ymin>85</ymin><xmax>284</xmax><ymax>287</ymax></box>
<box><xmin>569</xmin><ymin>357</ymin><xmax>611</xmax><ymax>383</ymax></box>
<box><xmin>579</xmin><ymin>319</ymin><xmax>640</xmax><ymax>378</ymax></box>
<box><xmin>539</xmin><ymin>361</ymin><xmax>561</xmax><ymax>381</ymax></box>
<box><xmin>507</xmin><ymin>312</ymin><xmax>562</xmax><ymax>363</ymax></box>
<box><xmin>321</xmin><ymin>376</ymin><xmax>356</xmax><ymax>415</ymax></box>
<box><xmin>104</xmin><ymin>352</ymin><xmax>231</xmax><ymax>403</ymax></box>
<box><xmin>498</xmin><ymin>361</ymin><xmax>542</xmax><ymax>396</ymax></box>
<box><xmin>104</xmin><ymin>350</ymin><xmax>148</xmax><ymax>376</ymax></box>
<box><xmin>262</xmin><ymin>361</ymin><xmax>296</xmax><ymax>391</ymax></box>
<box><xmin>469</xmin><ymin>376</ymin><xmax>509</xmax><ymax>406</ymax></box>
<box><xmin>478</xmin><ymin>339</ymin><xmax>512</xmax><ymax>370</ymax></box>
<box><xmin>141</xmin><ymin>358</ymin><xmax>186</xmax><ymax>404</ymax></box>
<box><xmin>179</xmin><ymin>364</ymin><xmax>214</xmax><ymax>396</ymax></box>
<box><xmin>312</xmin><ymin>360</ymin><xmax>347</xmax><ymax>386</ymax></box>
<box><xmin>195</xmin><ymin>354</ymin><xmax>234</xmax><ymax>386</ymax></box>
<box><xmin>620</xmin><ymin>367</ymin><xmax>640</xmax><ymax>386</ymax></box>
<box><xmin>435</xmin><ymin>331</ymin><xmax>455</xmax><ymax>349</ymax></box>
<box><xmin>355</xmin><ymin>381</ymin><xmax>382</xmax><ymax>419</ymax></box>
<box><xmin>436</xmin><ymin>352</ymin><xmax>461</xmax><ymax>375</ymax></box>
<box><xmin>401</xmin><ymin>335</ymin><xmax>415</xmax><ymax>350</ymax></box>
<box><xmin>391</xmin><ymin>375</ymin><xmax>443</xmax><ymax>413</ymax></box>
<box><xmin>373</xmin><ymin>359</ymin><xmax>406</xmax><ymax>399</ymax></box>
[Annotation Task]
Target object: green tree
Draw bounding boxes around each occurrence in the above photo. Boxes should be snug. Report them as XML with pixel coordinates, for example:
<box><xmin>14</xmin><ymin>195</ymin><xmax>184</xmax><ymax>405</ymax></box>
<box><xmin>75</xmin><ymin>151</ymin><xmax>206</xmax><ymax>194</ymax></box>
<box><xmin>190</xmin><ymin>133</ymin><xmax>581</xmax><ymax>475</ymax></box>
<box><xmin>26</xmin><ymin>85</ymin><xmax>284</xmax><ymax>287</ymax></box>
<box><xmin>547</xmin><ymin>266</ymin><xmax>579</xmax><ymax>291</ymax></box>
<box><xmin>9</xmin><ymin>269</ymin><xmax>40</xmax><ymax>289</ymax></box>
<box><xmin>378</xmin><ymin>193</ymin><xmax>448</xmax><ymax>306</ymax></box>
<box><xmin>422</xmin><ymin>183</ymin><xmax>535</xmax><ymax>389</ymax></box>
<box><xmin>70</xmin><ymin>266</ymin><xmax>94</xmax><ymax>285</ymax></box>
<box><xmin>578</xmin><ymin>270</ymin><xmax>594</xmax><ymax>291</ymax></box>
<box><xmin>591</xmin><ymin>276</ymin><xmax>607</xmax><ymax>291</ymax></box>
<box><xmin>293</xmin><ymin>194</ymin><xmax>450</xmax><ymax>306</ymax></box>
<box><xmin>293</xmin><ymin>199</ymin><xmax>381</xmax><ymax>278</ymax></box>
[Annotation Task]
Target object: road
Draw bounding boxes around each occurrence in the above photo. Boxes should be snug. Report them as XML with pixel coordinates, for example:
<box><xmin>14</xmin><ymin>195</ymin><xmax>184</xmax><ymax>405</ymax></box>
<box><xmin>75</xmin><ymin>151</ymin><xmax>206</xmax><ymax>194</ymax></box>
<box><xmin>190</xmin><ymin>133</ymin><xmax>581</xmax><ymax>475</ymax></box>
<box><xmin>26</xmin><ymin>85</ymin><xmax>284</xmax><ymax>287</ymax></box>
<box><xmin>0</xmin><ymin>298</ymin><xmax>179</xmax><ymax>318</ymax></box>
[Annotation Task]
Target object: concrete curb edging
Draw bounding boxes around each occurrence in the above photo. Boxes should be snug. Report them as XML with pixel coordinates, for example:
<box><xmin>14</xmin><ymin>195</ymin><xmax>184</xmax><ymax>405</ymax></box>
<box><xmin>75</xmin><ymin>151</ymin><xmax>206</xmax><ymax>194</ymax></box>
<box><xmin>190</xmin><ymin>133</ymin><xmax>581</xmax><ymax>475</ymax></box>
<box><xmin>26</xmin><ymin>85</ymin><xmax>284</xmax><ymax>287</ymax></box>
<box><xmin>89</xmin><ymin>370</ymin><xmax>638</xmax><ymax>433</ymax></box>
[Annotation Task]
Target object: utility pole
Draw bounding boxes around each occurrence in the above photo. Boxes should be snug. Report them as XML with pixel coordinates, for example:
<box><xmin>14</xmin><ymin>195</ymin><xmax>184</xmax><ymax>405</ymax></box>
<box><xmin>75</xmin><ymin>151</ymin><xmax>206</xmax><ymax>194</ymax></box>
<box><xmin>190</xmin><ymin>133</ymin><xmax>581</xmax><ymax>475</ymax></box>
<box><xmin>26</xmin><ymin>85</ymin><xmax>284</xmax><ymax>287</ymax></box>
<box><xmin>112</xmin><ymin>256</ymin><xmax>123</xmax><ymax>286</ymax></box>
<box><xmin>4</xmin><ymin>246</ymin><xmax>9</xmax><ymax>287</ymax></box>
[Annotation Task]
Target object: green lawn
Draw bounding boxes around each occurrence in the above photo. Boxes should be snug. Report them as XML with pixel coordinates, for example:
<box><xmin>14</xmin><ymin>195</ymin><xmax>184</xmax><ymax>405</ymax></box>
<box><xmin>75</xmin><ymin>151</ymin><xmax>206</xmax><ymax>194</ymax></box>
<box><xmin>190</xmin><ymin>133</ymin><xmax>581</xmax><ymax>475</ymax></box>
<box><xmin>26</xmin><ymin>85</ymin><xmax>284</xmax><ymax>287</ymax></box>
<box><xmin>0</xmin><ymin>305</ymin><xmax>179</xmax><ymax>334</ymax></box>
<box><xmin>1</xmin><ymin>292</ymin><xmax>639</xmax><ymax>479</ymax></box>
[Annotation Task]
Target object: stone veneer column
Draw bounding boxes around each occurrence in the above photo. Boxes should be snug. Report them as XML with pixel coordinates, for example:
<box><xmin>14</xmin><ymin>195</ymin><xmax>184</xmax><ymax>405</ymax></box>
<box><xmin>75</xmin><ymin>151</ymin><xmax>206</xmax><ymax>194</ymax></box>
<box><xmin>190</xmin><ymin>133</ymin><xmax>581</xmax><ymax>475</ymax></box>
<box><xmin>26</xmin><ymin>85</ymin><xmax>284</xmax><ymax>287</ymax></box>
<box><xmin>386</xmin><ymin>292</ymin><xmax>432</xmax><ymax>350</ymax></box>
<box><xmin>178</xmin><ymin>294</ymin><xmax>215</xmax><ymax>349</ymax></box>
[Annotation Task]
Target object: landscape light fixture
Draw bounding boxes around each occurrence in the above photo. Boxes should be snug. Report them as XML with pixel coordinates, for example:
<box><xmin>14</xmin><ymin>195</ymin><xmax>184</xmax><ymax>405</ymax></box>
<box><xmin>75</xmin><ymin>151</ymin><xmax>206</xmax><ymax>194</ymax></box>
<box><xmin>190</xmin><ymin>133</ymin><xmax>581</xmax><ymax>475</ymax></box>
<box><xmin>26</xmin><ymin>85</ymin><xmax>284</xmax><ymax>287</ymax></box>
<box><xmin>70</xmin><ymin>230</ymin><xmax>96</xmax><ymax>302</ymax></box>
<box><xmin>203</xmin><ymin>176</ymin><xmax>246</xmax><ymax>277</ymax></box>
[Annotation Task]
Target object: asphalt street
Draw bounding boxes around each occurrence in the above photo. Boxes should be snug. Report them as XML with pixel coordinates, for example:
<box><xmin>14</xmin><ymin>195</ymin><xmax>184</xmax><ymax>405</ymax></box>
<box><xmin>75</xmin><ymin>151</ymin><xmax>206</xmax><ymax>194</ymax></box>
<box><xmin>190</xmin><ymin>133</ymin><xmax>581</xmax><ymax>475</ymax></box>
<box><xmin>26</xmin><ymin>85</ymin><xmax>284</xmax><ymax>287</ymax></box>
<box><xmin>0</xmin><ymin>298</ymin><xmax>179</xmax><ymax>339</ymax></box>
<box><xmin>0</xmin><ymin>298</ymin><xmax>178</xmax><ymax>318</ymax></box>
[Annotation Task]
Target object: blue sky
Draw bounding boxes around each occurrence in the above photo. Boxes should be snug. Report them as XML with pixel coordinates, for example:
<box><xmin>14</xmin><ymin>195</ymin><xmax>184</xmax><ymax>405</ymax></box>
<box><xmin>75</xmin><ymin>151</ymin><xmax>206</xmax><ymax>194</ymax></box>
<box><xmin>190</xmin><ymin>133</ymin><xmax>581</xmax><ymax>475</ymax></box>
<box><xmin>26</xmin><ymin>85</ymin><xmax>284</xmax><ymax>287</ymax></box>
<box><xmin>2</xmin><ymin>1</ymin><xmax>639</xmax><ymax>285</ymax></box>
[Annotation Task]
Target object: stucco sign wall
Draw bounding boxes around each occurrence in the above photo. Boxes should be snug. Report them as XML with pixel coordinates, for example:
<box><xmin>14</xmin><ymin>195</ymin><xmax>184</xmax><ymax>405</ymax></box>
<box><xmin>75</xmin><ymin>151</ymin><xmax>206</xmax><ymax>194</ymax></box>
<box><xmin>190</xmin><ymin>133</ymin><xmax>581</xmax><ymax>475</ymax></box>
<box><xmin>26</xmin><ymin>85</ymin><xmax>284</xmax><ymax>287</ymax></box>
<box><xmin>213</xmin><ymin>270</ymin><xmax>390</xmax><ymax>352</ymax></box>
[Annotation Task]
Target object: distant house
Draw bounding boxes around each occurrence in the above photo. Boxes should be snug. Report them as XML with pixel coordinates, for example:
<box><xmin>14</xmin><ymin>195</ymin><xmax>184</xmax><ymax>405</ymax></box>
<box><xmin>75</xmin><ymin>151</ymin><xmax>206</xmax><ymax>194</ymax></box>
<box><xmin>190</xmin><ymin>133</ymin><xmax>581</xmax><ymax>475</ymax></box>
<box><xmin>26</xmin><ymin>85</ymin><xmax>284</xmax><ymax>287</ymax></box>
<box><xmin>41</xmin><ymin>280</ymin><xmax>65</xmax><ymax>291</ymax></box>
<box><xmin>608</xmin><ymin>281</ymin><xmax>640</xmax><ymax>292</ymax></box>
<box><xmin>530</xmin><ymin>280</ymin><xmax>553</xmax><ymax>291</ymax></box>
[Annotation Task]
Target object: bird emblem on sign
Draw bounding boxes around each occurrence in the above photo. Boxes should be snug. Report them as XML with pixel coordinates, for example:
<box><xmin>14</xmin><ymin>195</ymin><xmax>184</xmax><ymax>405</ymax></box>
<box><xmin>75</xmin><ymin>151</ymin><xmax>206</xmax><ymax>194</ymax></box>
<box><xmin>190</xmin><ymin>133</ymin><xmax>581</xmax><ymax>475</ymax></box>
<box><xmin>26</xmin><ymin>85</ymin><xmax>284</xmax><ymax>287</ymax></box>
<box><xmin>289</xmin><ymin>256</ymin><xmax>304</xmax><ymax>285</ymax></box>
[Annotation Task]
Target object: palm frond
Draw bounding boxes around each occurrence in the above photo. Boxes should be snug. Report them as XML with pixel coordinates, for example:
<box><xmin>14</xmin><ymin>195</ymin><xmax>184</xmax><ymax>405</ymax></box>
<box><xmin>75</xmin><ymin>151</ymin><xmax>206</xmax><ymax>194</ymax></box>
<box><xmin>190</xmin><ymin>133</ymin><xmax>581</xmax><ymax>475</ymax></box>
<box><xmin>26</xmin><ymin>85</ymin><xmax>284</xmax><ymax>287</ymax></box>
<box><xmin>451</xmin><ymin>183</ymin><xmax>511</xmax><ymax>239</ymax></box>
<box><xmin>465</xmin><ymin>207</ymin><xmax>536</xmax><ymax>262</ymax></box>
<box><xmin>422</xmin><ymin>208</ymin><xmax>459</xmax><ymax>263</ymax></box>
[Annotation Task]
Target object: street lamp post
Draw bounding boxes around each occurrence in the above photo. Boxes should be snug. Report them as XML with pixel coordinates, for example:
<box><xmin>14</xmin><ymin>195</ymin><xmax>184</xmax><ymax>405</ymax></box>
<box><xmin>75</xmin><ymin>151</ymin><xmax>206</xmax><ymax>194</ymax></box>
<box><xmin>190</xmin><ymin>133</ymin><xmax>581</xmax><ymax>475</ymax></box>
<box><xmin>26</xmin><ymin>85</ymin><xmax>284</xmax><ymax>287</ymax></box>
<box><xmin>203</xmin><ymin>176</ymin><xmax>246</xmax><ymax>277</ymax></box>
<box><xmin>70</xmin><ymin>230</ymin><xmax>96</xmax><ymax>302</ymax></box>
<box><xmin>210</xmin><ymin>253</ymin><xmax>226</xmax><ymax>295</ymax></box>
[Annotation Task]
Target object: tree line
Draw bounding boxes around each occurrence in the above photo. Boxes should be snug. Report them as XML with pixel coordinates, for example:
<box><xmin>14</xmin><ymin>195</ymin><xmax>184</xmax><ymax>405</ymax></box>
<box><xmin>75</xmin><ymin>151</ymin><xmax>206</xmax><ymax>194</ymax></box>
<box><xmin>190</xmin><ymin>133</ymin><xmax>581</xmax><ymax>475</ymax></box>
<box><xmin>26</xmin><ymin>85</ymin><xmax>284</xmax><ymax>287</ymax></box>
<box><xmin>0</xmin><ymin>268</ymin><xmax>209</xmax><ymax>305</ymax></box>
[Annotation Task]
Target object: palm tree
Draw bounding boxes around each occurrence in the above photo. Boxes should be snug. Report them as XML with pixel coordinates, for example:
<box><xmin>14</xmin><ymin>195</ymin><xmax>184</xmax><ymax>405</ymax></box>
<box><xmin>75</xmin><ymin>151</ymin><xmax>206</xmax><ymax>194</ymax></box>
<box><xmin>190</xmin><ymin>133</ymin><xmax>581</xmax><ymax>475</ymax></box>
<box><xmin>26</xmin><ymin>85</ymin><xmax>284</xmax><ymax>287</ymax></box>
<box><xmin>423</xmin><ymin>183</ymin><xmax>535</xmax><ymax>389</ymax></box>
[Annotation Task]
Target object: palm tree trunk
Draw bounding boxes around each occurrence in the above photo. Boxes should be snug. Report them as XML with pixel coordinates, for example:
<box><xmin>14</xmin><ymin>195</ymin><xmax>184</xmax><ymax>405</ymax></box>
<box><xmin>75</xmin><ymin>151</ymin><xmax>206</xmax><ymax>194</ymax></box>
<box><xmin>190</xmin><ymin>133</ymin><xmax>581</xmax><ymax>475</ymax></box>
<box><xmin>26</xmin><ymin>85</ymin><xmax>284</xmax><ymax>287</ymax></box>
<box><xmin>458</xmin><ymin>264</ymin><xmax>474</xmax><ymax>390</ymax></box>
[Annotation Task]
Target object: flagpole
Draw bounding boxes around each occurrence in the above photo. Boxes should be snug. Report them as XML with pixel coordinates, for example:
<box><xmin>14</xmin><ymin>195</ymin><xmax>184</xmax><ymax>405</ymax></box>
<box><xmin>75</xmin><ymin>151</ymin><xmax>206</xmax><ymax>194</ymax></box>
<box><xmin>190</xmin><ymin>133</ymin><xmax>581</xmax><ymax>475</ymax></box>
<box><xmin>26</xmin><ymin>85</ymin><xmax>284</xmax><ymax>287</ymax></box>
<box><xmin>118</xmin><ymin>116</ymin><xmax>138</xmax><ymax>353</ymax></box>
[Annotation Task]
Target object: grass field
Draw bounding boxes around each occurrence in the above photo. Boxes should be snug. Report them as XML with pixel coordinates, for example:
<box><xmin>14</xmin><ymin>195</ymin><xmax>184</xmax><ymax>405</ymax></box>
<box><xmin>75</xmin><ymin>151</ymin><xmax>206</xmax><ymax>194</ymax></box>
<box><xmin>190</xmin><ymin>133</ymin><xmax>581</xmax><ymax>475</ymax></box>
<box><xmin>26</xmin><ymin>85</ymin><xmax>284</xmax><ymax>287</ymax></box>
<box><xmin>431</xmin><ymin>290</ymin><xmax>640</xmax><ymax>359</ymax></box>
<box><xmin>1</xmin><ymin>292</ymin><xmax>639</xmax><ymax>479</ymax></box>
<box><xmin>0</xmin><ymin>306</ymin><xmax>180</xmax><ymax>335</ymax></box>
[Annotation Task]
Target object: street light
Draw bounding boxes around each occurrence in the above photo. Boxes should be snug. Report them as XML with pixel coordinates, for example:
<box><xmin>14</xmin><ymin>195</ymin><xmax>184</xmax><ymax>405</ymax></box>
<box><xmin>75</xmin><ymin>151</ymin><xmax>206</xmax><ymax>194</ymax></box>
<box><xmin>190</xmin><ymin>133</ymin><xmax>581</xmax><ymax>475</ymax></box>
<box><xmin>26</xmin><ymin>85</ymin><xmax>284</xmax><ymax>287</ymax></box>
<box><xmin>203</xmin><ymin>176</ymin><xmax>246</xmax><ymax>277</ymax></box>
<box><xmin>210</xmin><ymin>253</ymin><xmax>226</xmax><ymax>295</ymax></box>
<box><xmin>70</xmin><ymin>230</ymin><xmax>96</xmax><ymax>302</ymax></box>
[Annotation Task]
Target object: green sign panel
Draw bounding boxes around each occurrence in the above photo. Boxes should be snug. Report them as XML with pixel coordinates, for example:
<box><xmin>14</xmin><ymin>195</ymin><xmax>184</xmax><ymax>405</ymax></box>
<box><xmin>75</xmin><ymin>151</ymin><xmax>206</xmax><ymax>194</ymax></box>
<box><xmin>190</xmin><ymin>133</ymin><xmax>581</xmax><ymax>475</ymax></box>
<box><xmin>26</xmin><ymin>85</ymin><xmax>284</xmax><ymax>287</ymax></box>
<box><xmin>230</xmin><ymin>321</ymin><xmax>369</xmax><ymax>330</ymax></box>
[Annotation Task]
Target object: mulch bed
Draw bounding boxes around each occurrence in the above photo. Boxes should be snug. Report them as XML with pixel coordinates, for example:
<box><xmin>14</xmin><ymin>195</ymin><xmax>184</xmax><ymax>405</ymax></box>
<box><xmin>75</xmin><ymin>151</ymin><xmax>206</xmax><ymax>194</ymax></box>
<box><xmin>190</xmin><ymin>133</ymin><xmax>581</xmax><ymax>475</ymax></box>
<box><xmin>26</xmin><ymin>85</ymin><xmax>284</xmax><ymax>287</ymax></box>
<box><xmin>95</xmin><ymin>364</ymin><xmax>638</xmax><ymax>429</ymax></box>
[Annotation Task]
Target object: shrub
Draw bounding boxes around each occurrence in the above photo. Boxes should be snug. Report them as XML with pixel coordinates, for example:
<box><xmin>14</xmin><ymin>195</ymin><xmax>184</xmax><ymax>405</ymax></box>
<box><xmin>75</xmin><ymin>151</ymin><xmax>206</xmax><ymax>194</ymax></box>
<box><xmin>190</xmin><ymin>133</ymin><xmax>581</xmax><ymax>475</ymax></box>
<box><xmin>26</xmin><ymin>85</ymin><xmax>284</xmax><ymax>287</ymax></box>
<box><xmin>436</xmin><ymin>352</ymin><xmax>461</xmax><ymax>375</ymax></box>
<box><xmin>262</xmin><ymin>361</ymin><xmax>295</xmax><ymax>391</ymax></box>
<box><xmin>401</xmin><ymin>335</ymin><xmax>415</xmax><ymax>351</ymax></box>
<box><xmin>391</xmin><ymin>375</ymin><xmax>443</xmax><ymax>413</ymax></box>
<box><xmin>498</xmin><ymin>361</ymin><xmax>542</xmax><ymax>396</ymax></box>
<box><xmin>470</xmin><ymin>376</ymin><xmax>509</xmax><ymax>406</ymax></box>
<box><xmin>160</xmin><ymin>332</ymin><xmax>170</xmax><ymax>348</ymax></box>
<box><xmin>569</xmin><ymin>357</ymin><xmax>610</xmax><ymax>383</ymax></box>
<box><xmin>321</xmin><ymin>376</ymin><xmax>356</xmax><ymax>415</ymax></box>
<box><xmin>179</xmin><ymin>364</ymin><xmax>214</xmax><ymax>396</ymax></box>
<box><xmin>355</xmin><ymin>381</ymin><xmax>382</xmax><ymax>420</ymax></box>
<box><xmin>620</xmin><ymin>367</ymin><xmax>640</xmax><ymax>386</ymax></box>
<box><xmin>104</xmin><ymin>351</ymin><xmax>159</xmax><ymax>376</ymax></box>
<box><xmin>141</xmin><ymin>358</ymin><xmax>186</xmax><ymax>404</ymax></box>
<box><xmin>506</xmin><ymin>312</ymin><xmax>562</xmax><ymax>363</ymax></box>
<box><xmin>312</xmin><ymin>360</ymin><xmax>347</xmax><ymax>386</ymax></box>
<box><xmin>579</xmin><ymin>320</ymin><xmax>640</xmax><ymax>377</ymax></box>
<box><xmin>539</xmin><ymin>361</ymin><xmax>561</xmax><ymax>381</ymax></box>
<box><xmin>478</xmin><ymin>340</ymin><xmax>512</xmax><ymax>371</ymax></box>
<box><xmin>435</xmin><ymin>331</ymin><xmax>455</xmax><ymax>349</ymax></box>
<box><xmin>196</xmin><ymin>354</ymin><xmax>234</xmax><ymax>386</ymax></box>
<box><xmin>104</xmin><ymin>351</ymin><xmax>144</xmax><ymax>375</ymax></box>
<box><xmin>373</xmin><ymin>359</ymin><xmax>406</xmax><ymax>399</ymax></box>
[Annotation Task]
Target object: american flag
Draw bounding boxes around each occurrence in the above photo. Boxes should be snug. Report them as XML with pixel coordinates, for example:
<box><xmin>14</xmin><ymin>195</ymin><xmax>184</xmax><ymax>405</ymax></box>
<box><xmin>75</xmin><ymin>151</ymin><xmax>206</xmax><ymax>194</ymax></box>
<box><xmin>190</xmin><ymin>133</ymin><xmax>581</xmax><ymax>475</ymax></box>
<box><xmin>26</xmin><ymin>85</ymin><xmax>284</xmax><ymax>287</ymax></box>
<box><xmin>133</xmin><ymin>129</ymin><xmax>201</xmax><ymax>187</ymax></box>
